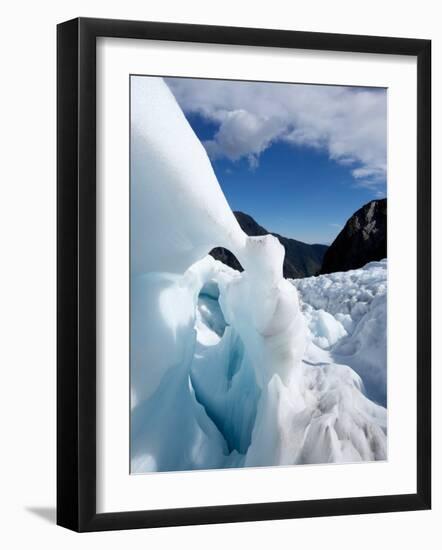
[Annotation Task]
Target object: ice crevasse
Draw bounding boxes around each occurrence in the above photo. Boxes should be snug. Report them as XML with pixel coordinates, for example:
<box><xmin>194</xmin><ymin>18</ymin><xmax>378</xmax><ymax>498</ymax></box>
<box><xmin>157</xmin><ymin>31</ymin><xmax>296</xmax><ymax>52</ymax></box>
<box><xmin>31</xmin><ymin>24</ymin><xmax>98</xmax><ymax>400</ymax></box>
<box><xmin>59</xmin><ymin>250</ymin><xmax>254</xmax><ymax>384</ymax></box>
<box><xmin>130</xmin><ymin>77</ymin><xmax>387</xmax><ymax>473</ymax></box>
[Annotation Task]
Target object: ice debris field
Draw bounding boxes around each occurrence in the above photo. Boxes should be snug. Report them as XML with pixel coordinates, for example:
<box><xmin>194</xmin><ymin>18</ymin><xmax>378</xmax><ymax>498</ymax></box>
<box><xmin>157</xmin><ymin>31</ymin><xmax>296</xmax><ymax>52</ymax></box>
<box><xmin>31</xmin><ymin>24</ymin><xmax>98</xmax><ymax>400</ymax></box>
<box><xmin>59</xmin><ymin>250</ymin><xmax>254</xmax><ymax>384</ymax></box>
<box><xmin>130</xmin><ymin>77</ymin><xmax>387</xmax><ymax>473</ymax></box>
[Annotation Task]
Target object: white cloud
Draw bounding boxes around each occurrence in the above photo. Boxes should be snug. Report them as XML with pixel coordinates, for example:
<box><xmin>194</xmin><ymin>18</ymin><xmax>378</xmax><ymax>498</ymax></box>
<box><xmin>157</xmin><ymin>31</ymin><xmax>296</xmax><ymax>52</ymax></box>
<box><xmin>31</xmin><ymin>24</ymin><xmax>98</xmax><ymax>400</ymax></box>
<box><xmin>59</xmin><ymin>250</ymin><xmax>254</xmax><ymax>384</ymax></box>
<box><xmin>204</xmin><ymin>109</ymin><xmax>283</xmax><ymax>167</ymax></box>
<box><xmin>166</xmin><ymin>78</ymin><xmax>387</xmax><ymax>187</ymax></box>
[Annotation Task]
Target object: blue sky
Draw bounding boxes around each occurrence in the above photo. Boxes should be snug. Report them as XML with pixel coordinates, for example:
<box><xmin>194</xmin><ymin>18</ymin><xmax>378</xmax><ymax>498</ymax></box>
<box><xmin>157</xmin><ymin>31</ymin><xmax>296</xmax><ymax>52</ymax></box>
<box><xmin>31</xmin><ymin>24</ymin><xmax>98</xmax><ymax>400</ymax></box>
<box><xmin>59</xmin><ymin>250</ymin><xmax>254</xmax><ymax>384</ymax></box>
<box><xmin>167</xmin><ymin>78</ymin><xmax>387</xmax><ymax>245</ymax></box>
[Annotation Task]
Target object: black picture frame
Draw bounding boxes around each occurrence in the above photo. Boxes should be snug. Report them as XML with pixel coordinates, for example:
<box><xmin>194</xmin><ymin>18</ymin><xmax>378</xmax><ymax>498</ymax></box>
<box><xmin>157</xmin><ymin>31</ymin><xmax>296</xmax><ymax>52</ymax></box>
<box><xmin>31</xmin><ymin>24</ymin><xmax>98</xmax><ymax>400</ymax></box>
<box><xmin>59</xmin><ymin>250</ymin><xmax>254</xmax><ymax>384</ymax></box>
<box><xmin>57</xmin><ymin>17</ymin><xmax>431</xmax><ymax>532</ymax></box>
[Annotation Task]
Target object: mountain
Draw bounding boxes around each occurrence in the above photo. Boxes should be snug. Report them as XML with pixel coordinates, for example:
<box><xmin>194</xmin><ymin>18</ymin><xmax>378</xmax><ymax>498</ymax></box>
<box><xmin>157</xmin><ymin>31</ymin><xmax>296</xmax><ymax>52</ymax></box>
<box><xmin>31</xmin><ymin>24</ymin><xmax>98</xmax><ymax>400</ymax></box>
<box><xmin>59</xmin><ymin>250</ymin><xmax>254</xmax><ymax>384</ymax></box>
<box><xmin>210</xmin><ymin>211</ymin><xmax>328</xmax><ymax>278</ymax></box>
<box><xmin>320</xmin><ymin>199</ymin><xmax>387</xmax><ymax>275</ymax></box>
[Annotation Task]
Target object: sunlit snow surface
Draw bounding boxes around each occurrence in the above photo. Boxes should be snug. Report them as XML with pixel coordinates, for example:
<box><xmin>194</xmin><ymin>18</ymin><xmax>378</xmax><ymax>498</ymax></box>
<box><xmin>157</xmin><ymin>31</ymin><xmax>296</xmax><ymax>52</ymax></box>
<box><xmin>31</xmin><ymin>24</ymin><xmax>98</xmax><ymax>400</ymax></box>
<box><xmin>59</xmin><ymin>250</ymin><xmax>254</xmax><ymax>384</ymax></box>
<box><xmin>292</xmin><ymin>260</ymin><xmax>387</xmax><ymax>407</ymax></box>
<box><xmin>130</xmin><ymin>77</ymin><xmax>387</xmax><ymax>473</ymax></box>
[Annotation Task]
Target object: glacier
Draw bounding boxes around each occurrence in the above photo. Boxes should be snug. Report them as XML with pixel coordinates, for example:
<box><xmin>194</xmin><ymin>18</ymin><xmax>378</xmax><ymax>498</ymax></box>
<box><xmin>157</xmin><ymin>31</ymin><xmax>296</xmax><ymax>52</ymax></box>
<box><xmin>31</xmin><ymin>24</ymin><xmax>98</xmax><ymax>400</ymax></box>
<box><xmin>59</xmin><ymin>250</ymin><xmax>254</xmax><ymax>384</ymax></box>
<box><xmin>130</xmin><ymin>76</ymin><xmax>387</xmax><ymax>473</ymax></box>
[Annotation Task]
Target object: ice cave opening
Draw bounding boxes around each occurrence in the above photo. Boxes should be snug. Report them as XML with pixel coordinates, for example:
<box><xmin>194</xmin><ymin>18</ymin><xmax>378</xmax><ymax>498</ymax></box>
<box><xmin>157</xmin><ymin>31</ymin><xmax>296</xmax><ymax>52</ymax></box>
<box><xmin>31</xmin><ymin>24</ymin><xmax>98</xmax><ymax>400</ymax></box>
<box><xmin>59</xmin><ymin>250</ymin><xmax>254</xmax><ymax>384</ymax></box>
<box><xmin>192</xmin><ymin>262</ymin><xmax>261</xmax><ymax>456</ymax></box>
<box><xmin>196</xmin><ymin>279</ymin><xmax>227</xmax><ymax>344</ymax></box>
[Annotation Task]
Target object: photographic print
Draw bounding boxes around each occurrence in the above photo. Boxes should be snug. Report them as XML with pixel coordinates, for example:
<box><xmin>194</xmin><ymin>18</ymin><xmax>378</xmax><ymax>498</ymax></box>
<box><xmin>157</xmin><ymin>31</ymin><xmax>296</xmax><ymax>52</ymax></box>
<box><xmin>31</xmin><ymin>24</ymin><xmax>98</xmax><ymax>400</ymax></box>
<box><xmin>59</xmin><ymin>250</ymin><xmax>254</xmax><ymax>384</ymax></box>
<box><xmin>130</xmin><ymin>75</ymin><xmax>387</xmax><ymax>474</ymax></box>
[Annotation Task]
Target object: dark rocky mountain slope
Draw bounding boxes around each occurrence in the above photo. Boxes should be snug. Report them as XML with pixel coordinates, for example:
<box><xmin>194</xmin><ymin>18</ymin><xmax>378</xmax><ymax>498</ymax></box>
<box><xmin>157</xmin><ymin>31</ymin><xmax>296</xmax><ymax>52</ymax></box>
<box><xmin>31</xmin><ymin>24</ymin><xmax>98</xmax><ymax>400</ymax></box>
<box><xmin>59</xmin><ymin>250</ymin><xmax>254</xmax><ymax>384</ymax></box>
<box><xmin>210</xmin><ymin>211</ymin><xmax>328</xmax><ymax>278</ymax></box>
<box><xmin>320</xmin><ymin>198</ymin><xmax>387</xmax><ymax>275</ymax></box>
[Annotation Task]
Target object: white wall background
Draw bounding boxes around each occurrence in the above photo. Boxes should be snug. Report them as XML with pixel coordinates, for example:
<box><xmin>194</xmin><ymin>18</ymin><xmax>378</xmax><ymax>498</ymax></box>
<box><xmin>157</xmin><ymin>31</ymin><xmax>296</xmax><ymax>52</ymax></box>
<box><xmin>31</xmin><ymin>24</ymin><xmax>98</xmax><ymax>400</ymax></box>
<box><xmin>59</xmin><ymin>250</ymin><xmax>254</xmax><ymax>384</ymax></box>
<box><xmin>0</xmin><ymin>1</ymin><xmax>439</xmax><ymax>548</ymax></box>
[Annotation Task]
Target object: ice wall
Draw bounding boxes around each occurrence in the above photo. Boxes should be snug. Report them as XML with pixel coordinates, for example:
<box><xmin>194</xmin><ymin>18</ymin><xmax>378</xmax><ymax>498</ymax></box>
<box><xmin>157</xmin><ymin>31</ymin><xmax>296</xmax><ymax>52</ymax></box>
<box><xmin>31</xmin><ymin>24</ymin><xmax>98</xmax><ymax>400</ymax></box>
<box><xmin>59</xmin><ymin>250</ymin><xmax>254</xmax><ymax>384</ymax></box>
<box><xmin>131</xmin><ymin>77</ymin><xmax>247</xmax><ymax>276</ymax></box>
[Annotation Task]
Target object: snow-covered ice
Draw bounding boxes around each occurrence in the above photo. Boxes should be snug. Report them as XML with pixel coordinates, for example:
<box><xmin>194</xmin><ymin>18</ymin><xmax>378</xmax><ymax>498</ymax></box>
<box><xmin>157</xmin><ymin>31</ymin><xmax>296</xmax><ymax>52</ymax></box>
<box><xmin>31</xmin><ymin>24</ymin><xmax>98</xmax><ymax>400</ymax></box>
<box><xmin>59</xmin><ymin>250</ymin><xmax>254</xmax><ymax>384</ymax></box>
<box><xmin>130</xmin><ymin>77</ymin><xmax>387</xmax><ymax>473</ymax></box>
<box><xmin>293</xmin><ymin>260</ymin><xmax>387</xmax><ymax>406</ymax></box>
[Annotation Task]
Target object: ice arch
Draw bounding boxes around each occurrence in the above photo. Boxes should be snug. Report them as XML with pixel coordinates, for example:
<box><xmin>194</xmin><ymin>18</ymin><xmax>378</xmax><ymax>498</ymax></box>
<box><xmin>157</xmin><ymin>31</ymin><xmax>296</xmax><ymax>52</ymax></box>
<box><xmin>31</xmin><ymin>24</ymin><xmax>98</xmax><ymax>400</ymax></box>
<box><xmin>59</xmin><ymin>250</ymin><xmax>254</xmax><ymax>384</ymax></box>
<box><xmin>130</xmin><ymin>76</ymin><xmax>307</xmax><ymax>404</ymax></box>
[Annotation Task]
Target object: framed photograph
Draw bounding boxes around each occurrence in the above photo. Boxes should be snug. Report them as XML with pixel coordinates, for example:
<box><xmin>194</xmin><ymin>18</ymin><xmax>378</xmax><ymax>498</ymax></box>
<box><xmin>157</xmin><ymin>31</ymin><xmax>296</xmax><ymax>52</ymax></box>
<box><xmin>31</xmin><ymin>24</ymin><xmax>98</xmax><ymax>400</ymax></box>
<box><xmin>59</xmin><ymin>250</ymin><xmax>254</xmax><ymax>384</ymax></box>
<box><xmin>57</xmin><ymin>17</ymin><xmax>431</xmax><ymax>532</ymax></box>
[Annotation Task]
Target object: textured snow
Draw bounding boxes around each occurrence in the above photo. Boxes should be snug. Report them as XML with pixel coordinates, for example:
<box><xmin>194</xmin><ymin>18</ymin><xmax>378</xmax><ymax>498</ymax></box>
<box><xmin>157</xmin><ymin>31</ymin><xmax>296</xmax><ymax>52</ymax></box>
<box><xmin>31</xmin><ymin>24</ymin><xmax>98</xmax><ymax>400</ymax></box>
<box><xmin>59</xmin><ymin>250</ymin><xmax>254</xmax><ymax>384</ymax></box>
<box><xmin>130</xmin><ymin>77</ymin><xmax>387</xmax><ymax>473</ymax></box>
<box><xmin>293</xmin><ymin>260</ymin><xmax>387</xmax><ymax>405</ymax></box>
